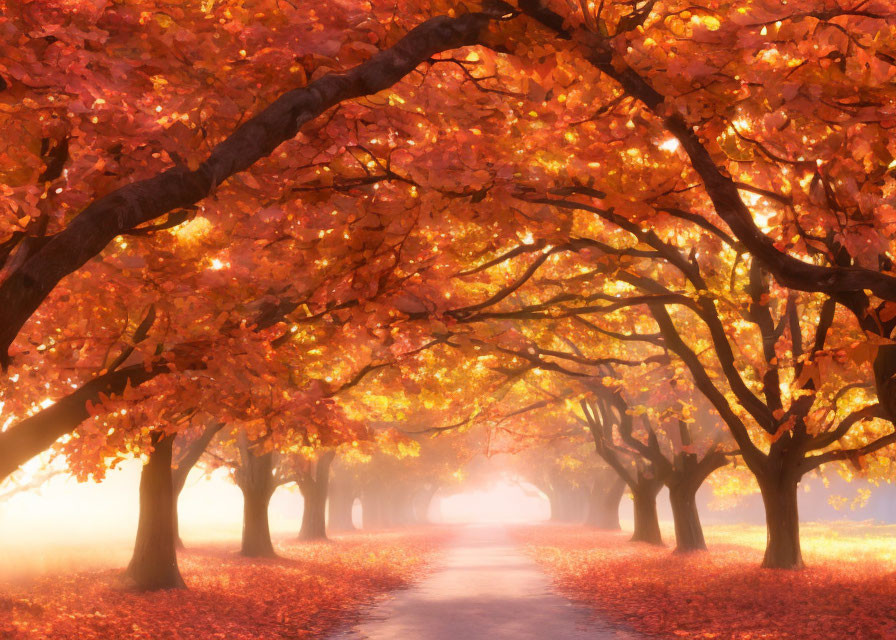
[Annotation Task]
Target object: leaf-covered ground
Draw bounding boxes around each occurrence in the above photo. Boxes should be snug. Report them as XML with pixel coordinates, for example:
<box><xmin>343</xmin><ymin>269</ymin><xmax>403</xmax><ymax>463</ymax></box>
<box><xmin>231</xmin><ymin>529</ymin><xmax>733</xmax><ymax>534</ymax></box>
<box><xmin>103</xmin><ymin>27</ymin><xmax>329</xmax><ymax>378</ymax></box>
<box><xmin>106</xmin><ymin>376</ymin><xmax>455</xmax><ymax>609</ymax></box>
<box><xmin>1</xmin><ymin>528</ymin><xmax>448</xmax><ymax>639</ymax></box>
<box><xmin>513</xmin><ymin>522</ymin><xmax>896</xmax><ymax>640</ymax></box>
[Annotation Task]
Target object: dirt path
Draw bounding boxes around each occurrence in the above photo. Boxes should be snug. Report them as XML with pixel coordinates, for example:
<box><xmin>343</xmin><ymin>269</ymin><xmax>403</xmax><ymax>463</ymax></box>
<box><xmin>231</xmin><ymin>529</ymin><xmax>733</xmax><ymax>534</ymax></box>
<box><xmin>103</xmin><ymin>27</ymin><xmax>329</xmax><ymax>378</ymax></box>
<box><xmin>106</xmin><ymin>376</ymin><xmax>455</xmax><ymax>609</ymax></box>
<box><xmin>330</xmin><ymin>524</ymin><xmax>638</xmax><ymax>639</ymax></box>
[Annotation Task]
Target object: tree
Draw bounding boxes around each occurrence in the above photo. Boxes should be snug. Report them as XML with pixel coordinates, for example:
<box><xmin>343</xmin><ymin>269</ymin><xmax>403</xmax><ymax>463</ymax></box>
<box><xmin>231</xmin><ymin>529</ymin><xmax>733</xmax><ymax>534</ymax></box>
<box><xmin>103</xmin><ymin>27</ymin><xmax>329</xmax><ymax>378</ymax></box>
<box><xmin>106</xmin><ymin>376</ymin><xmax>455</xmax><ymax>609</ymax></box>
<box><xmin>579</xmin><ymin>374</ymin><xmax>730</xmax><ymax>551</ymax></box>
<box><xmin>0</xmin><ymin>2</ymin><xmax>517</xmax><ymax>361</ymax></box>
<box><xmin>401</xmin><ymin>133</ymin><xmax>891</xmax><ymax>565</ymax></box>
<box><xmin>585</xmin><ymin>468</ymin><xmax>626</xmax><ymax>530</ymax></box>
<box><xmin>9</xmin><ymin>2</ymin><xmax>892</xmax><ymax>414</ymax></box>
<box><xmin>234</xmin><ymin>434</ymin><xmax>281</xmax><ymax>557</ymax></box>
<box><xmin>511</xmin><ymin>0</ymin><xmax>896</xmax><ymax>422</ymax></box>
<box><xmin>473</xmin><ymin>204</ymin><xmax>890</xmax><ymax>565</ymax></box>
<box><xmin>296</xmin><ymin>449</ymin><xmax>337</xmax><ymax>541</ymax></box>
<box><xmin>5</xmin><ymin>0</ymin><xmax>896</xmax><ymax>578</ymax></box>
<box><xmin>645</xmin><ymin>276</ymin><xmax>890</xmax><ymax>567</ymax></box>
<box><xmin>124</xmin><ymin>430</ymin><xmax>185</xmax><ymax>590</ymax></box>
<box><xmin>504</xmin><ymin>437</ymin><xmax>594</xmax><ymax>523</ymax></box>
<box><xmin>327</xmin><ymin>455</ymin><xmax>361</xmax><ymax>532</ymax></box>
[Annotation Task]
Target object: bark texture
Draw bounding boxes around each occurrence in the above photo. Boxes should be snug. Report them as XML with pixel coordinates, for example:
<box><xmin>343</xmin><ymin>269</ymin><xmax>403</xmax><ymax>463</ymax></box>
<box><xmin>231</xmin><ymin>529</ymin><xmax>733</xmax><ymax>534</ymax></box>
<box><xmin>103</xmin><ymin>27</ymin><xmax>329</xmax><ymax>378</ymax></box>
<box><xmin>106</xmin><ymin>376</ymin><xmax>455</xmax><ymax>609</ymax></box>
<box><xmin>125</xmin><ymin>432</ymin><xmax>186</xmax><ymax>590</ymax></box>
<box><xmin>298</xmin><ymin>451</ymin><xmax>335</xmax><ymax>541</ymax></box>
<box><xmin>669</xmin><ymin>484</ymin><xmax>706</xmax><ymax>553</ymax></box>
<box><xmin>630</xmin><ymin>482</ymin><xmax>664</xmax><ymax>546</ymax></box>
<box><xmin>759</xmin><ymin>476</ymin><xmax>804</xmax><ymax>569</ymax></box>
<box><xmin>238</xmin><ymin>448</ymin><xmax>277</xmax><ymax>557</ymax></box>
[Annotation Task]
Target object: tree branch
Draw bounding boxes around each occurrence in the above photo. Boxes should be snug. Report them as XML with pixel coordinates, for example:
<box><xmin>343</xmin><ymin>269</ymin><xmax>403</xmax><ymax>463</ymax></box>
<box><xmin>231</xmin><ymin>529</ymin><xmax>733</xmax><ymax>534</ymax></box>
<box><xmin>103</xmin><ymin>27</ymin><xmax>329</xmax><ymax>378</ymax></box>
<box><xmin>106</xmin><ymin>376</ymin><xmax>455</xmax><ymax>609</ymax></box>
<box><xmin>517</xmin><ymin>1</ymin><xmax>896</xmax><ymax>306</ymax></box>
<box><xmin>0</xmin><ymin>9</ymin><xmax>510</xmax><ymax>366</ymax></box>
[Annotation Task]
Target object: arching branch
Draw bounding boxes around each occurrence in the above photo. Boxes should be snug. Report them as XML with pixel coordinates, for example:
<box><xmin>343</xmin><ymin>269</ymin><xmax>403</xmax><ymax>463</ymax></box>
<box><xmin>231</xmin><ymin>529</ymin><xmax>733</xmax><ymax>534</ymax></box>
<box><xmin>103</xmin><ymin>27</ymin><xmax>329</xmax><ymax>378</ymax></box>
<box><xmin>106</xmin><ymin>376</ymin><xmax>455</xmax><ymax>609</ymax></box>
<box><xmin>0</xmin><ymin>8</ymin><xmax>512</xmax><ymax>366</ymax></box>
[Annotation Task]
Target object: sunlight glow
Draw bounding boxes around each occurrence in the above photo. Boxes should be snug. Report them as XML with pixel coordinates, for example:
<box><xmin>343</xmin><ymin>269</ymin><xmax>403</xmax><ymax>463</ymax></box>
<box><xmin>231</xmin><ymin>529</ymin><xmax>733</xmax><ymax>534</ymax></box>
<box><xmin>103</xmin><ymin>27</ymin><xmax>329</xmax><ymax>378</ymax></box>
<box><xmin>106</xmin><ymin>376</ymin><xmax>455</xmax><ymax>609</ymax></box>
<box><xmin>658</xmin><ymin>138</ymin><xmax>680</xmax><ymax>152</ymax></box>
<box><xmin>174</xmin><ymin>215</ymin><xmax>212</xmax><ymax>242</ymax></box>
<box><xmin>437</xmin><ymin>481</ymin><xmax>549</xmax><ymax>523</ymax></box>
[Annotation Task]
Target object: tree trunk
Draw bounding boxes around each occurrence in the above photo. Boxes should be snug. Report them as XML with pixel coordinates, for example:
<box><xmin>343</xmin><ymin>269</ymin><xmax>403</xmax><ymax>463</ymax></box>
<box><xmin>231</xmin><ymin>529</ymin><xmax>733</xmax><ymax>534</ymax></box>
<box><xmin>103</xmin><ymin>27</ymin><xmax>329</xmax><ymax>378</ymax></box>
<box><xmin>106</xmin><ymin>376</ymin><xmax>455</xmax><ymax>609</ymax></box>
<box><xmin>239</xmin><ymin>451</ymin><xmax>276</xmax><ymax>557</ymax></box>
<box><xmin>327</xmin><ymin>483</ymin><xmax>356</xmax><ymax>532</ymax></box>
<box><xmin>241</xmin><ymin>484</ymin><xmax>275</xmax><ymax>557</ymax></box>
<box><xmin>299</xmin><ymin>483</ymin><xmax>328</xmax><ymax>540</ymax></box>
<box><xmin>566</xmin><ymin>485</ymin><xmax>590</xmax><ymax>522</ymax></box>
<box><xmin>546</xmin><ymin>483</ymin><xmax>589</xmax><ymax>523</ymax></box>
<box><xmin>125</xmin><ymin>432</ymin><xmax>186</xmax><ymax>590</ymax></box>
<box><xmin>545</xmin><ymin>488</ymin><xmax>561</xmax><ymax>521</ymax></box>
<box><xmin>759</xmin><ymin>475</ymin><xmax>803</xmax><ymax>569</ymax></box>
<box><xmin>413</xmin><ymin>484</ymin><xmax>439</xmax><ymax>524</ymax></box>
<box><xmin>299</xmin><ymin>451</ymin><xmax>335</xmax><ymax>541</ymax></box>
<box><xmin>557</xmin><ymin>489</ymin><xmax>574</xmax><ymax>522</ymax></box>
<box><xmin>386</xmin><ymin>485</ymin><xmax>417</xmax><ymax>526</ymax></box>
<box><xmin>669</xmin><ymin>483</ymin><xmax>706</xmax><ymax>553</ymax></box>
<box><xmin>585</xmin><ymin>475</ymin><xmax>625</xmax><ymax>530</ymax></box>
<box><xmin>361</xmin><ymin>483</ymin><xmax>386</xmax><ymax>529</ymax></box>
<box><xmin>630</xmin><ymin>485</ymin><xmax>663</xmax><ymax>546</ymax></box>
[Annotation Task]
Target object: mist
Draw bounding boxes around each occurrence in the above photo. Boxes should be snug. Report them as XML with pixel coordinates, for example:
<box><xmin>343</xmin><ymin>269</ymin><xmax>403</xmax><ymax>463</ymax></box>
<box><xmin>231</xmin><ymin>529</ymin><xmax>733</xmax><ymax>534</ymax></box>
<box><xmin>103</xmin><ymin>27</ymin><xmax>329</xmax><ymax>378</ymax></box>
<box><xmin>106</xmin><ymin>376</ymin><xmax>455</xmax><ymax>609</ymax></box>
<box><xmin>4</xmin><ymin>454</ymin><xmax>893</xmax><ymax>584</ymax></box>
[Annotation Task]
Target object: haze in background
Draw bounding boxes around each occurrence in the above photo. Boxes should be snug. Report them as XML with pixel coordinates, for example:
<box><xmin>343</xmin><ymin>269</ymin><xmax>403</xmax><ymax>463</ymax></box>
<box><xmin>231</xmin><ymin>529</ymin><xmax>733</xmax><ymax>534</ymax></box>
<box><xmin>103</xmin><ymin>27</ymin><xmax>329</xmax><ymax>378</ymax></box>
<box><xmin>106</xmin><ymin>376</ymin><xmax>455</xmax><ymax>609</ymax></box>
<box><xmin>2</xmin><ymin>457</ymin><xmax>894</xmax><ymax>581</ymax></box>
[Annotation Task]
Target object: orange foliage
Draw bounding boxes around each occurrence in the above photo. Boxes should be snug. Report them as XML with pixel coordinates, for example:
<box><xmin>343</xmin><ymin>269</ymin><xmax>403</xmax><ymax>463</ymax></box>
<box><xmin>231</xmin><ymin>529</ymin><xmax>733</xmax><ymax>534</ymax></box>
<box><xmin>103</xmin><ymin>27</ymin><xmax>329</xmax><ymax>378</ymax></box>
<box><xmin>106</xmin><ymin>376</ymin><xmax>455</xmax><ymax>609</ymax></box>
<box><xmin>1</xmin><ymin>529</ymin><xmax>447</xmax><ymax>639</ymax></box>
<box><xmin>514</xmin><ymin>524</ymin><xmax>896</xmax><ymax>640</ymax></box>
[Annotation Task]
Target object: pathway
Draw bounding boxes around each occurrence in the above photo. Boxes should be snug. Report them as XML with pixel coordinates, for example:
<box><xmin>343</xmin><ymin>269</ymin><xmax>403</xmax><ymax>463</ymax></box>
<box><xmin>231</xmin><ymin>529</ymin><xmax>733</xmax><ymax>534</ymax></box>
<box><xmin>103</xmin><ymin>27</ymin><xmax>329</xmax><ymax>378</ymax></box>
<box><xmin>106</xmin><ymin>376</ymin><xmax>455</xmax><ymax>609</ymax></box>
<box><xmin>330</xmin><ymin>524</ymin><xmax>638</xmax><ymax>639</ymax></box>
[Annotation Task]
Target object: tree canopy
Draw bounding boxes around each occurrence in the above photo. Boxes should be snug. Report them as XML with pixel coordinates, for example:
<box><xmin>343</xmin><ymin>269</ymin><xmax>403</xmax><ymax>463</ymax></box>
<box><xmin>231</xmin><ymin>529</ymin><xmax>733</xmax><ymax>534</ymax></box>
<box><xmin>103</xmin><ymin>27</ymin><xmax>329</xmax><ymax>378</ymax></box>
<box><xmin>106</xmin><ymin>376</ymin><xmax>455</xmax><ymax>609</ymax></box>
<box><xmin>1</xmin><ymin>0</ymin><xmax>896</xmax><ymax>577</ymax></box>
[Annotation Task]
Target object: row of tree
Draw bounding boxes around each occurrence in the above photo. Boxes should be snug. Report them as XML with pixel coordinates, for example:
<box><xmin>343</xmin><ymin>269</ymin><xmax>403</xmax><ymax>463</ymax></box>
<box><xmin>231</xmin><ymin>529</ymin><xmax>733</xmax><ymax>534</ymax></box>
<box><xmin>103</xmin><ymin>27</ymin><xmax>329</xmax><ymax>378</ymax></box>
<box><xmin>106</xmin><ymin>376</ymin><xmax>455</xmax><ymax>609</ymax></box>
<box><xmin>1</xmin><ymin>0</ymin><xmax>895</xmax><ymax>590</ymax></box>
<box><xmin>121</xmin><ymin>425</ymin><xmax>467</xmax><ymax>590</ymax></box>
